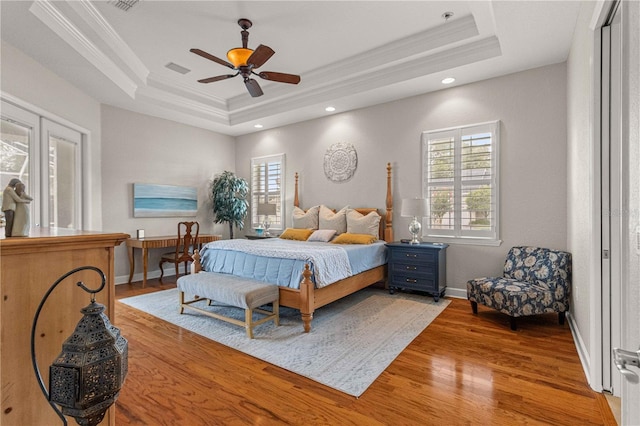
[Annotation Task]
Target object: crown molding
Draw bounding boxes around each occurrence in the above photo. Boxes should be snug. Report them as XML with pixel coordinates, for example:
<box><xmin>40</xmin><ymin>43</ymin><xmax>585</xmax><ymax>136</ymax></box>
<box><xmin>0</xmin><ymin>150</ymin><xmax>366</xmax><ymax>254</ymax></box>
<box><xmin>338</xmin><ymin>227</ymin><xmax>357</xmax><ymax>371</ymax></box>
<box><xmin>147</xmin><ymin>72</ymin><xmax>228</xmax><ymax>110</ymax></box>
<box><xmin>29</xmin><ymin>0</ymin><xmax>138</xmax><ymax>98</ymax></box>
<box><xmin>136</xmin><ymin>85</ymin><xmax>229</xmax><ymax>124</ymax></box>
<box><xmin>66</xmin><ymin>0</ymin><xmax>149</xmax><ymax>84</ymax></box>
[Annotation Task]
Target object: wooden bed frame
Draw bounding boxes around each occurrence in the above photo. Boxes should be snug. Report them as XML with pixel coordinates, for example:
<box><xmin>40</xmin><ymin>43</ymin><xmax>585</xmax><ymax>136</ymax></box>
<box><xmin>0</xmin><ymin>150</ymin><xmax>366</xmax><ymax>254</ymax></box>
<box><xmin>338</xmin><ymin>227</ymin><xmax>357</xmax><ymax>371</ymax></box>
<box><xmin>194</xmin><ymin>163</ymin><xmax>393</xmax><ymax>332</ymax></box>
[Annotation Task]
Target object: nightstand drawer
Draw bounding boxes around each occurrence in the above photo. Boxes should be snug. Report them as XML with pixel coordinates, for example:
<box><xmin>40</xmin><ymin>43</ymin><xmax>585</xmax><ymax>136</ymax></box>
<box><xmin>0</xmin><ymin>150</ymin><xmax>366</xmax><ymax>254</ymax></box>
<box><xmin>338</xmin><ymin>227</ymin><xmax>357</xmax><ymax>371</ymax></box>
<box><xmin>390</xmin><ymin>262</ymin><xmax>434</xmax><ymax>277</ymax></box>
<box><xmin>390</xmin><ymin>248</ymin><xmax>436</xmax><ymax>264</ymax></box>
<box><xmin>390</xmin><ymin>272</ymin><xmax>436</xmax><ymax>290</ymax></box>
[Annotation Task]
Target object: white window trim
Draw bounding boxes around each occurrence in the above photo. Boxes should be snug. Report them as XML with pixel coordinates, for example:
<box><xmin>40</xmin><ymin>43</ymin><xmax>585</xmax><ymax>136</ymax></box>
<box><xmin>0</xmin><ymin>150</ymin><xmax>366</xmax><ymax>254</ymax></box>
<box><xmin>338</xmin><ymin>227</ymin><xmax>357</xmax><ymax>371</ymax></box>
<box><xmin>421</xmin><ymin>120</ymin><xmax>502</xmax><ymax>246</ymax></box>
<box><xmin>250</xmin><ymin>153</ymin><xmax>285</xmax><ymax>230</ymax></box>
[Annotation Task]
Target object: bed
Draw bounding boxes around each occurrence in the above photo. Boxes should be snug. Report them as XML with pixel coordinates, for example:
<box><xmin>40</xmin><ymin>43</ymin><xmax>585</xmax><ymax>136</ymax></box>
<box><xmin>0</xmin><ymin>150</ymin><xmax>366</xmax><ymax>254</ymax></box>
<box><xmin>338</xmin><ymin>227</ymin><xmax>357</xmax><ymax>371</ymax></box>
<box><xmin>192</xmin><ymin>163</ymin><xmax>394</xmax><ymax>332</ymax></box>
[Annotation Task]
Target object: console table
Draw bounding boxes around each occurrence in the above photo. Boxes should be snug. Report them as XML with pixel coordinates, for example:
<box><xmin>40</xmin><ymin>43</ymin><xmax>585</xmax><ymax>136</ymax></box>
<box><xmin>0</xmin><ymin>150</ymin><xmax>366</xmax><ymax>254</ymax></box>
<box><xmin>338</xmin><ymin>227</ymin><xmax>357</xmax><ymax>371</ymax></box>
<box><xmin>386</xmin><ymin>242</ymin><xmax>448</xmax><ymax>301</ymax></box>
<box><xmin>126</xmin><ymin>234</ymin><xmax>221</xmax><ymax>287</ymax></box>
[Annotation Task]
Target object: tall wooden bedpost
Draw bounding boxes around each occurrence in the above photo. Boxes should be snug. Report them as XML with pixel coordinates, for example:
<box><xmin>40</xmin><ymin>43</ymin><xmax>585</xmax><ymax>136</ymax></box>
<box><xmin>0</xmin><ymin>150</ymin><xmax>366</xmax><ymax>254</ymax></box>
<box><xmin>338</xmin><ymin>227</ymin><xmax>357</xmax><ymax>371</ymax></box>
<box><xmin>293</xmin><ymin>172</ymin><xmax>299</xmax><ymax>208</ymax></box>
<box><xmin>385</xmin><ymin>162</ymin><xmax>394</xmax><ymax>242</ymax></box>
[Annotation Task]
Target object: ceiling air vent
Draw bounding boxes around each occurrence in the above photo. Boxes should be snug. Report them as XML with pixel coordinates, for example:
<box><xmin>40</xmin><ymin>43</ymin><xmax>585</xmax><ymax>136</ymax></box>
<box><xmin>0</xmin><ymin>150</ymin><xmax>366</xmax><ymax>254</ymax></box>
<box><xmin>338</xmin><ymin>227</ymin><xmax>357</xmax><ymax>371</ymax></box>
<box><xmin>109</xmin><ymin>0</ymin><xmax>139</xmax><ymax>12</ymax></box>
<box><xmin>165</xmin><ymin>62</ymin><xmax>191</xmax><ymax>75</ymax></box>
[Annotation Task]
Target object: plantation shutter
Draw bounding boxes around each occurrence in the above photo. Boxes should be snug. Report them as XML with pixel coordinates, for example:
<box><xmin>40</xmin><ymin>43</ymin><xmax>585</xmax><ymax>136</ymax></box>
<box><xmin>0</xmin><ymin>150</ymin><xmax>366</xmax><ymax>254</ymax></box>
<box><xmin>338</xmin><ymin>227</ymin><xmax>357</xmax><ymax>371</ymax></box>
<box><xmin>250</xmin><ymin>154</ymin><xmax>285</xmax><ymax>229</ymax></box>
<box><xmin>422</xmin><ymin>121</ymin><xmax>499</xmax><ymax>243</ymax></box>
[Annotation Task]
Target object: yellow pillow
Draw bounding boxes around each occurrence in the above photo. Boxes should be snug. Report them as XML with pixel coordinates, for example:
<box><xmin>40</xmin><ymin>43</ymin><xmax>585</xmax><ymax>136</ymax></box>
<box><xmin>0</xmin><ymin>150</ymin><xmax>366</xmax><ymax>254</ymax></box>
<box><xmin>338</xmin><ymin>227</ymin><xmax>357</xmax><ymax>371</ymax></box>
<box><xmin>331</xmin><ymin>233</ymin><xmax>377</xmax><ymax>245</ymax></box>
<box><xmin>279</xmin><ymin>228</ymin><xmax>314</xmax><ymax>241</ymax></box>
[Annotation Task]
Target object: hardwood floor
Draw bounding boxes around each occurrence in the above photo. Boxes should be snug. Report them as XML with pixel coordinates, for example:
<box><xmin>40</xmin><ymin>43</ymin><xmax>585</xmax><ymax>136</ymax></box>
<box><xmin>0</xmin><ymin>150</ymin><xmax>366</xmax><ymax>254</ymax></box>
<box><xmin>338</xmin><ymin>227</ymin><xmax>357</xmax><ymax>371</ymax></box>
<box><xmin>114</xmin><ymin>279</ymin><xmax>616</xmax><ymax>425</ymax></box>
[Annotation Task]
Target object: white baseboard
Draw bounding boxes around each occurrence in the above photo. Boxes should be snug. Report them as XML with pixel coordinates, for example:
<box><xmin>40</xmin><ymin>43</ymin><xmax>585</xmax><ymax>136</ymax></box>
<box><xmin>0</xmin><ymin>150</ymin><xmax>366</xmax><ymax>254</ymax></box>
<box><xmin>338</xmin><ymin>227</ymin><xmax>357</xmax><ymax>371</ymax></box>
<box><xmin>115</xmin><ymin>269</ymin><xmax>176</xmax><ymax>285</ymax></box>
<box><xmin>567</xmin><ymin>311</ymin><xmax>600</xmax><ymax>391</ymax></box>
<box><xmin>445</xmin><ymin>286</ymin><xmax>467</xmax><ymax>299</ymax></box>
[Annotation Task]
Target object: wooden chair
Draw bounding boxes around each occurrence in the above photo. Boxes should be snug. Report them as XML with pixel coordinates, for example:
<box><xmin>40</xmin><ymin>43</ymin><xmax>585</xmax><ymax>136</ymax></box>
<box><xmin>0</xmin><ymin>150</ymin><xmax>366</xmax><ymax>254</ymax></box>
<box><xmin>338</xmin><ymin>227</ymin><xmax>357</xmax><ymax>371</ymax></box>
<box><xmin>159</xmin><ymin>221</ymin><xmax>200</xmax><ymax>283</ymax></box>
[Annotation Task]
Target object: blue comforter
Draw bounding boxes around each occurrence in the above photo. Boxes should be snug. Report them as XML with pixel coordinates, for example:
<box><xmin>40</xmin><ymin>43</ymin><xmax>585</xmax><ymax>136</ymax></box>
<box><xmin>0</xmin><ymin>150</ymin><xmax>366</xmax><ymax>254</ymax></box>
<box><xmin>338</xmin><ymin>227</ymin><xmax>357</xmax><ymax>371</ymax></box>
<box><xmin>199</xmin><ymin>238</ymin><xmax>387</xmax><ymax>289</ymax></box>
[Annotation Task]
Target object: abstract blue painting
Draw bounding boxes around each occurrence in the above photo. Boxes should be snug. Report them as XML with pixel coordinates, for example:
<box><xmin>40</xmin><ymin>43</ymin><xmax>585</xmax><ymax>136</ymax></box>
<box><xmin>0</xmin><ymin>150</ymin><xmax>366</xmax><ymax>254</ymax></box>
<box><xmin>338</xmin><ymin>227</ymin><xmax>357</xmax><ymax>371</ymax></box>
<box><xmin>133</xmin><ymin>183</ymin><xmax>198</xmax><ymax>217</ymax></box>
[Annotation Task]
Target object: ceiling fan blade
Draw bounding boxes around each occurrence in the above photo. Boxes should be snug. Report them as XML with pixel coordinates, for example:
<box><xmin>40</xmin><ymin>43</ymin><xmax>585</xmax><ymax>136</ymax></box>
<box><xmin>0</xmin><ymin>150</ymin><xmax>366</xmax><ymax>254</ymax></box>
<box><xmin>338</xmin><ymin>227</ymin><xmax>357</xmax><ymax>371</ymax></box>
<box><xmin>258</xmin><ymin>71</ymin><xmax>301</xmax><ymax>85</ymax></box>
<box><xmin>244</xmin><ymin>78</ymin><xmax>264</xmax><ymax>97</ymax></box>
<box><xmin>247</xmin><ymin>44</ymin><xmax>275</xmax><ymax>68</ymax></box>
<box><xmin>190</xmin><ymin>48</ymin><xmax>235</xmax><ymax>69</ymax></box>
<box><xmin>197</xmin><ymin>74</ymin><xmax>238</xmax><ymax>83</ymax></box>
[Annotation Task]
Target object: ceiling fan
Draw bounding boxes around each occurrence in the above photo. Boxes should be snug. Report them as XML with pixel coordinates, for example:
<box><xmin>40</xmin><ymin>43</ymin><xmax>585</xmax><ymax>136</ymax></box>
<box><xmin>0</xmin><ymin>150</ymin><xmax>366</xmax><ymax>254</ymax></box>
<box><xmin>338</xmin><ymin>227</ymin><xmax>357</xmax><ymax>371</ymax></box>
<box><xmin>190</xmin><ymin>18</ymin><xmax>301</xmax><ymax>98</ymax></box>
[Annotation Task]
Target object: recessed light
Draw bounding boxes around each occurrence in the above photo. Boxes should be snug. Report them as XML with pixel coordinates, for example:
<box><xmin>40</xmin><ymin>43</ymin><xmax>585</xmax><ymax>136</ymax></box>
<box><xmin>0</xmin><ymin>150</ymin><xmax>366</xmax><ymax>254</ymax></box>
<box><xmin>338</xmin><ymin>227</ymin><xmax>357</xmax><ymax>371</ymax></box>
<box><xmin>441</xmin><ymin>77</ymin><xmax>456</xmax><ymax>85</ymax></box>
<box><xmin>254</xmin><ymin>124</ymin><xmax>263</xmax><ymax>129</ymax></box>
<box><xmin>325</xmin><ymin>106</ymin><xmax>336</xmax><ymax>112</ymax></box>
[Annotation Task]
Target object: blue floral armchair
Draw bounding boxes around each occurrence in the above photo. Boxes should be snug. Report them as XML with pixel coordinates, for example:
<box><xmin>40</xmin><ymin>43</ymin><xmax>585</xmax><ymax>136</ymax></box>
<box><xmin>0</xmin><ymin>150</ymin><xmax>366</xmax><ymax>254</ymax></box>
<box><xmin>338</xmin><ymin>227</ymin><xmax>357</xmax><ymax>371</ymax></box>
<box><xmin>466</xmin><ymin>246</ymin><xmax>572</xmax><ymax>330</ymax></box>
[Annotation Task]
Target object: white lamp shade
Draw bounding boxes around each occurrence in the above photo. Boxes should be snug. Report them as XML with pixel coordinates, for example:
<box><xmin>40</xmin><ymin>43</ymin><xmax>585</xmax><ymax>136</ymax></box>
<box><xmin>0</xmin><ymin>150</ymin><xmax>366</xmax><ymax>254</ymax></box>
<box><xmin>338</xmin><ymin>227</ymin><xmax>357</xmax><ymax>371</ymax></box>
<box><xmin>400</xmin><ymin>198</ymin><xmax>429</xmax><ymax>217</ymax></box>
<box><xmin>258</xmin><ymin>203</ymin><xmax>277</xmax><ymax>216</ymax></box>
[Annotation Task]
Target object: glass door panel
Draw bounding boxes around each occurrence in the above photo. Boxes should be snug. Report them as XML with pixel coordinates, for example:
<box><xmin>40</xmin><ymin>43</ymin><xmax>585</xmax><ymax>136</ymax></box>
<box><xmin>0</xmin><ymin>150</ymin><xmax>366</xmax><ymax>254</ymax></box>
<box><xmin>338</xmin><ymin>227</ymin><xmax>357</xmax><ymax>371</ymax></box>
<box><xmin>42</xmin><ymin>118</ymin><xmax>82</xmax><ymax>230</ymax></box>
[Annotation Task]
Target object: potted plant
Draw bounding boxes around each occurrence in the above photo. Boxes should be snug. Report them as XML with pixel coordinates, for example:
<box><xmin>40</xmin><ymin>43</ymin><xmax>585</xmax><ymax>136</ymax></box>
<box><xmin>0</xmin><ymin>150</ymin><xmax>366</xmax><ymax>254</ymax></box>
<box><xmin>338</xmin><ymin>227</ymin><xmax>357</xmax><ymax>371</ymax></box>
<box><xmin>210</xmin><ymin>171</ymin><xmax>248</xmax><ymax>239</ymax></box>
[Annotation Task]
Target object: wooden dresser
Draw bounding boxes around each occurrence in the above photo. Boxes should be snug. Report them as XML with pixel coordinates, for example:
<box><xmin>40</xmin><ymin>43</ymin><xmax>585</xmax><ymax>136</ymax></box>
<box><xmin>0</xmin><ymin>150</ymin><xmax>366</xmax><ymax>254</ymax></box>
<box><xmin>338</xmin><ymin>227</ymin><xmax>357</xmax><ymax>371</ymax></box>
<box><xmin>0</xmin><ymin>228</ymin><xmax>129</xmax><ymax>426</ymax></box>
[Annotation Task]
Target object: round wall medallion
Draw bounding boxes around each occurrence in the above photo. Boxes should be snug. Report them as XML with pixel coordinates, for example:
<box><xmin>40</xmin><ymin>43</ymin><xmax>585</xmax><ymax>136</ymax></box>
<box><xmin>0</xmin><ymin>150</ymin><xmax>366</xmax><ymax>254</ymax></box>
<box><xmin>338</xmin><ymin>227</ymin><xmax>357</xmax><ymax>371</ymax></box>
<box><xmin>324</xmin><ymin>142</ymin><xmax>358</xmax><ymax>182</ymax></box>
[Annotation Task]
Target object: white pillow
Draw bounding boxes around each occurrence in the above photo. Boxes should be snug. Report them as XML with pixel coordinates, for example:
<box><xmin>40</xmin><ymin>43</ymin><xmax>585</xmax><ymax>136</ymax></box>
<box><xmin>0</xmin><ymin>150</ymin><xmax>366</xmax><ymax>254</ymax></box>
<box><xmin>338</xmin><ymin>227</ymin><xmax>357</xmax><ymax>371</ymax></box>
<box><xmin>319</xmin><ymin>205</ymin><xmax>348</xmax><ymax>235</ymax></box>
<box><xmin>346</xmin><ymin>209</ymin><xmax>381</xmax><ymax>238</ymax></box>
<box><xmin>292</xmin><ymin>205</ymin><xmax>319</xmax><ymax>229</ymax></box>
<box><xmin>307</xmin><ymin>229</ymin><xmax>337</xmax><ymax>242</ymax></box>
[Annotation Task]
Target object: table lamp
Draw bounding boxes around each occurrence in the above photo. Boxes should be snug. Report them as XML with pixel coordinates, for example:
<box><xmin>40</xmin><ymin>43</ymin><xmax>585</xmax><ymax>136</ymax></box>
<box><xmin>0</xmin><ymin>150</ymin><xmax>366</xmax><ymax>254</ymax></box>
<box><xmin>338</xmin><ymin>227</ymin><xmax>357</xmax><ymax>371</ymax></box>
<box><xmin>257</xmin><ymin>203</ymin><xmax>277</xmax><ymax>236</ymax></box>
<box><xmin>401</xmin><ymin>198</ymin><xmax>429</xmax><ymax>244</ymax></box>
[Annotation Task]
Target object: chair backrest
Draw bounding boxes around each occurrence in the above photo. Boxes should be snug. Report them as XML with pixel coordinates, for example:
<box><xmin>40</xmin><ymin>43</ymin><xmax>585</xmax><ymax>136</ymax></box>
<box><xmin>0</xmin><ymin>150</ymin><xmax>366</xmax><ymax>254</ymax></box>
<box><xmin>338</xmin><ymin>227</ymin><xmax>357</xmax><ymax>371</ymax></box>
<box><xmin>503</xmin><ymin>246</ymin><xmax>572</xmax><ymax>291</ymax></box>
<box><xmin>175</xmin><ymin>221</ymin><xmax>200</xmax><ymax>263</ymax></box>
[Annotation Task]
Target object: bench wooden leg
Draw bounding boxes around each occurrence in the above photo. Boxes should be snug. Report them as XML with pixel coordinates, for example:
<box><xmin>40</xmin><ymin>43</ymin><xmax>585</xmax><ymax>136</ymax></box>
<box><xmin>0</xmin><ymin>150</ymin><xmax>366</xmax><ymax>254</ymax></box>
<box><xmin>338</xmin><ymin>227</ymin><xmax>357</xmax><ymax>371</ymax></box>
<box><xmin>245</xmin><ymin>309</ymin><xmax>254</xmax><ymax>339</ymax></box>
<box><xmin>273</xmin><ymin>300</ymin><xmax>280</xmax><ymax>326</ymax></box>
<box><xmin>179</xmin><ymin>291</ymin><xmax>185</xmax><ymax>314</ymax></box>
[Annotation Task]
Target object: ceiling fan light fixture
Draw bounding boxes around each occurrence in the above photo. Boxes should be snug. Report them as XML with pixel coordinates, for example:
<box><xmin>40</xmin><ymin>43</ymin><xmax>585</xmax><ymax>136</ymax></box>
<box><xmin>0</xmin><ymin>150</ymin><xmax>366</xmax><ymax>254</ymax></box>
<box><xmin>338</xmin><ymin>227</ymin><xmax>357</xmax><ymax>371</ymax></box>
<box><xmin>227</xmin><ymin>48</ymin><xmax>254</xmax><ymax>68</ymax></box>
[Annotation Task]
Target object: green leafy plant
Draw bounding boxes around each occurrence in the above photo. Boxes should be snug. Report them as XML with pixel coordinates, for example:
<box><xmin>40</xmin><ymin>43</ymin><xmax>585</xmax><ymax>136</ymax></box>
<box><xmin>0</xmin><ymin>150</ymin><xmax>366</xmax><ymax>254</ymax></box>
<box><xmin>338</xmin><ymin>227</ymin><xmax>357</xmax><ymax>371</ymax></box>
<box><xmin>210</xmin><ymin>171</ymin><xmax>248</xmax><ymax>239</ymax></box>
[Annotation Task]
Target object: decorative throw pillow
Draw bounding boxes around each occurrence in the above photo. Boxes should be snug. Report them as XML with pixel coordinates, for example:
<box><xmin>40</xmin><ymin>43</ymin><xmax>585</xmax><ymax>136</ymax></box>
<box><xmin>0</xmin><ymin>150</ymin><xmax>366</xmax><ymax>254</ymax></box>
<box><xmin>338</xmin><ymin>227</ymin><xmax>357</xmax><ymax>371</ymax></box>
<box><xmin>279</xmin><ymin>228</ymin><xmax>314</xmax><ymax>241</ymax></box>
<box><xmin>331</xmin><ymin>233</ymin><xmax>378</xmax><ymax>245</ymax></box>
<box><xmin>319</xmin><ymin>205</ymin><xmax>348</xmax><ymax>235</ymax></box>
<box><xmin>346</xmin><ymin>209</ymin><xmax>381</xmax><ymax>238</ymax></box>
<box><xmin>307</xmin><ymin>229</ymin><xmax>337</xmax><ymax>242</ymax></box>
<box><xmin>292</xmin><ymin>205</ymin><xmax>319</xmax><ymax>229</ymax></box>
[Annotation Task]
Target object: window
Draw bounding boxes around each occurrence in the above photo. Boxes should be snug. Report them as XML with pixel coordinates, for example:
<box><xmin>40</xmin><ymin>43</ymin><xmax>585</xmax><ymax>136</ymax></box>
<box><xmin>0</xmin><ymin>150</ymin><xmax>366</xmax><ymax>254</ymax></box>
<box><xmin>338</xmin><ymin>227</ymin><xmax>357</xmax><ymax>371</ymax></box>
<box><xmin>1</xmin><ymin>99</ymin><xmax>84</xmax><ymax>230</ymax></box>
<box><xmin>422</xmin><ymin>121</ymin><xmax>500</xmax><ymax>245</ymax></box>
<box><xmin>250</xmin><ymin>154</ymin><xmax>285</xmax><ymax>230</ymax></box>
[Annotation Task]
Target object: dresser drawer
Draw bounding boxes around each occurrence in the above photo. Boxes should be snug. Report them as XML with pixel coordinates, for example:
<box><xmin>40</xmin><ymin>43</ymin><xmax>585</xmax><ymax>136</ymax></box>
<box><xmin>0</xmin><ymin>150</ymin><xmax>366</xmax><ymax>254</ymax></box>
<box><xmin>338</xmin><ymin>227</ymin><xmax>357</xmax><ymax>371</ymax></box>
<box><xmin>390</xmin><ymin>272</ymin><xmax>436</xmax><ymax>292</ymax></box>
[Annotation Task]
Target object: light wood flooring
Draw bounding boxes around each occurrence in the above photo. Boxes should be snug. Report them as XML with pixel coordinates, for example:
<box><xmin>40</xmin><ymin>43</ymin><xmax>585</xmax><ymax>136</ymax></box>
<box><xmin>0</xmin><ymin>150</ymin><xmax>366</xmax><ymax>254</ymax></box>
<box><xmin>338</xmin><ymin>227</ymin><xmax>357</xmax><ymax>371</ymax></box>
<box><xmin>114</xmin><ymin>278</ymin><xmax>616</xmax><ymax>425</ymax></box>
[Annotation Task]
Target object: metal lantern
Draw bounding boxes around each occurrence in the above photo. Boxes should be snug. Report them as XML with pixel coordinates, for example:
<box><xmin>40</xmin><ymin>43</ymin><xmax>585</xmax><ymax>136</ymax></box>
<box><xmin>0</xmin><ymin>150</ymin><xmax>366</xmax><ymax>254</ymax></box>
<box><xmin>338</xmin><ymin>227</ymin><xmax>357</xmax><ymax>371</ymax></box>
<box><xmin>31</xmin><ymin>266</ymin><xmax>128</xmax><ymax>426</ymax></box>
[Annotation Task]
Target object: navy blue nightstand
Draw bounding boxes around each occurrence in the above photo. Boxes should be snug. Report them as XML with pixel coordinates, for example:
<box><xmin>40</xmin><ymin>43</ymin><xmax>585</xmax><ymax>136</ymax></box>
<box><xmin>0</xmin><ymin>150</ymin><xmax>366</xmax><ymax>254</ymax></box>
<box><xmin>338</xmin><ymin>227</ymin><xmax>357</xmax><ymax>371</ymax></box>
<box><xmin>385</xmin><ymin>242</ymin><xmax>448</xmax><ymax>301</ymax></box>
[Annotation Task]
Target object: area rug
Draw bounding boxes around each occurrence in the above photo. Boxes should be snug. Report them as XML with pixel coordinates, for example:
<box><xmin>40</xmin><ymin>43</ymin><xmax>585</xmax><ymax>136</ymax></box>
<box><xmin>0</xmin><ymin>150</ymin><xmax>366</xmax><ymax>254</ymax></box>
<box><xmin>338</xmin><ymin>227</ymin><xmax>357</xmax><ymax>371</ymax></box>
<box><xmin>119</xmin><ymin>287</ymin><xmax>449</xmax><ymax>397</ymax></box>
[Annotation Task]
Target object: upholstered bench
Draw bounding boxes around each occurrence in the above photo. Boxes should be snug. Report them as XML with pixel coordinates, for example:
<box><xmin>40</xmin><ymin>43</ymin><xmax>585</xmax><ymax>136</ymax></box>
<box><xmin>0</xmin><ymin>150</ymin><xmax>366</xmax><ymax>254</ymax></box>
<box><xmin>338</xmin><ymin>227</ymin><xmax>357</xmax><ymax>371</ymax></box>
<box><xmin>177</xmin><ymin>272</ymin><xmax>279</xmax><ymax>338</ymax></box>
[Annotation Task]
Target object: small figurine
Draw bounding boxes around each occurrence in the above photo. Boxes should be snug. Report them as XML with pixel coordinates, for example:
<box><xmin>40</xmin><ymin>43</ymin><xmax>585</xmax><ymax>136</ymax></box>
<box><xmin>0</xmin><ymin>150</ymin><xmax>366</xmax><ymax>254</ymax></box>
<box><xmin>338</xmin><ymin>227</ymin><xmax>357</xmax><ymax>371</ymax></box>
<box><xmin>11</xmin><ymin>181</ymin><xmax>33</xmax><ymax>237</ymax></box>
<box><xmin>2</xmin><ymin>178</ymin><xmax>29</xmax><ymax>237</ymax></box>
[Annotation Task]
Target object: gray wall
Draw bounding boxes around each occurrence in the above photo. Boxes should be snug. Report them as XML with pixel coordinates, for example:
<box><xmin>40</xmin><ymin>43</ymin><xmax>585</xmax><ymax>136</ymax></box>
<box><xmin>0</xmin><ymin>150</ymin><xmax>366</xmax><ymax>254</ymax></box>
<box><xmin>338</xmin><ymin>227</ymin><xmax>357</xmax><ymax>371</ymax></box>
<box><xmin>100</xmin><ymin>105</ymin><xmax>236</xmax><ymax>282</ymax></box>
<box><xmin>235</xmin><ymin>63</ymin><xmax>568</xmax><ymax>297</ymax></box>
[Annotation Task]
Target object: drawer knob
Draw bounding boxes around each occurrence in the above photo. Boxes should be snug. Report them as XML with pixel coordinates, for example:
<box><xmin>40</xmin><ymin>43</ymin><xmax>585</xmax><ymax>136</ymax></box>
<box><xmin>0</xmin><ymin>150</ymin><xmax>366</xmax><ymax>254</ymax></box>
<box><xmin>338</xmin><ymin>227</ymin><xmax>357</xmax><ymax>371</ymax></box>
<box><xmin>405</xmin><ymin>253</ymin><xmax>418</xmax><ymax>258</ymax></box>
<box><xmin>406</xmin><ymin>278</ymin><xmax>417</xmax><ymax>283</ymax></box>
